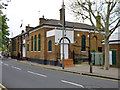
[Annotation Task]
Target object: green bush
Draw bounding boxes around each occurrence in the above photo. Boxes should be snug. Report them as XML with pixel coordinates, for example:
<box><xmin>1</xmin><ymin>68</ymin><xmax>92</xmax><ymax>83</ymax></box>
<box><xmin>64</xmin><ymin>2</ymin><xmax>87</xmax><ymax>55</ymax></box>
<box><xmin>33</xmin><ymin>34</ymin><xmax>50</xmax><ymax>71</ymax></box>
<box><xmin>91</xmin><ymin>49</ymin><xmax>98</xmax><ymax>52</ymax></box>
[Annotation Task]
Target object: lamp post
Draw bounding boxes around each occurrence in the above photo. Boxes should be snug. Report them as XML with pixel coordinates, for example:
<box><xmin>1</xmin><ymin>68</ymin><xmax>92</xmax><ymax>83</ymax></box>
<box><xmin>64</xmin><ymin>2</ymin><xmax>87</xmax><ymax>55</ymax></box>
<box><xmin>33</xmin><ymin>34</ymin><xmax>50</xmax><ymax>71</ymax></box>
<box><xmin>62</xmin><ymin>0</ymin><xmax>65</xmax><ymax>69</ymax></box>
<box><xmin>89</xmin><ymin>30</ymin><xmax>92</xmax><ymax>73</ymax></box>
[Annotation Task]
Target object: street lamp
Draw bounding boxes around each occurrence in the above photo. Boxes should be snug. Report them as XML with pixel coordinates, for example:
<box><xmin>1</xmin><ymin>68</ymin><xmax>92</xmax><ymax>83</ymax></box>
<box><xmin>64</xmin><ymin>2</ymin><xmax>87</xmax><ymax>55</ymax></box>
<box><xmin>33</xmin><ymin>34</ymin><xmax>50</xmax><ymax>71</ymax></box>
<box><xmin>89</xmin><ymin>30</ymin><xmax>92</xmax><ymax>73</ymax></box>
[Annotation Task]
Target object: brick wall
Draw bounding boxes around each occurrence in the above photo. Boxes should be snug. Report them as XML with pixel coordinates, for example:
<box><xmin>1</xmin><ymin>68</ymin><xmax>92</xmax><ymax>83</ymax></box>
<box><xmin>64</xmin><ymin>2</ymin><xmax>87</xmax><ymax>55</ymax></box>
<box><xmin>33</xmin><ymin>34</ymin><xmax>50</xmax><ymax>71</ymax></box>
<box><xmin>46</xmin><ymin>36</ymin><xmax>56</xmax><ymax>61</ymax></box>
<box><xmin>9</xmin><ymin>27</ymin><xmax>104</xmax><ymax>62</ymax></box>
<box><xmin>26</xmin><ymin>28</ymin><xmax>54</xmax><ymax>60</ymax></box>
<box><xmin>73</xmin><ymin>31</ymin><xmax>103</xmax><ymax>56</ymax></box>
<box><xmin>25</xmin><ymin>29</ymin><xmax>103</xmax><ymax>61</ymax></box>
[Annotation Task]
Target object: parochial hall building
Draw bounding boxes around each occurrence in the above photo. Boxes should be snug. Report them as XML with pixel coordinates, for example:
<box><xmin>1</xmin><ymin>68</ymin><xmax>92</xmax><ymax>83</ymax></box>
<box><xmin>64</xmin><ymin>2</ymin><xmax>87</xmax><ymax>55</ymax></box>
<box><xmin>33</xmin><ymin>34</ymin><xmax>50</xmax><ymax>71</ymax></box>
<box><xmin>8</xmin><ymin>7</ymin><xmax>104</xmax><ymax>67</ymax></box>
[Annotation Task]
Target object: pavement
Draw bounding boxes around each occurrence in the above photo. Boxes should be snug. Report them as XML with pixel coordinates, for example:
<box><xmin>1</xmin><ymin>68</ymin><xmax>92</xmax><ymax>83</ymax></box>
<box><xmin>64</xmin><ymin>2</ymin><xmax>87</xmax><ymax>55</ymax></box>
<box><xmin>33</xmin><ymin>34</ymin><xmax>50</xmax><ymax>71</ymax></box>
<box><xmin>7</xmin><ymin>57</ymin><xmax>120</xmax><ymax>81</ymax></box>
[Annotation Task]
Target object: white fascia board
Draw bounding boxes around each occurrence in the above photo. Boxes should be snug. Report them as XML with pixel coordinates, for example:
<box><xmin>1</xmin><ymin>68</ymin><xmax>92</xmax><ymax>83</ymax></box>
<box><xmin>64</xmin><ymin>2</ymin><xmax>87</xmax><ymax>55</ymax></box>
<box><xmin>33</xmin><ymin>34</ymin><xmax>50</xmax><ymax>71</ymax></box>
<box><xmin>109</xmin><ymin>42</ymin><xmax>120</xmax><ymax>44</ymax></box>
<box><xmin>74</xmin><ymin>29</ymin><xmax>90</xmax><ymax>32</ymax></box>
<box><xmin>46</xmin><ymin>30</ymin><xmax>55</xmax><ymax>37</ymax></box>
<box><xmin>53</xmin><ymin>29</ymin><xmax>74</xmax><ymax>43</ymax></box>
<box><xmin>29</xmin><ymin>25</ymin><xmax>56</xmax><ymax>34</ymax></box>
<box><xmin>29</xmin><ymin>25</ymin><xmax>103</xmax><ymax>34</ymax></box>
<box><xmin>74</xmin><ymin>28</ymin><xmax>101</xmax><ymax>33</ymax></box>
<box><xmin>102</xmin><ymin>42</ymin><xmax>120</xmax><ymax>45</ymax></box>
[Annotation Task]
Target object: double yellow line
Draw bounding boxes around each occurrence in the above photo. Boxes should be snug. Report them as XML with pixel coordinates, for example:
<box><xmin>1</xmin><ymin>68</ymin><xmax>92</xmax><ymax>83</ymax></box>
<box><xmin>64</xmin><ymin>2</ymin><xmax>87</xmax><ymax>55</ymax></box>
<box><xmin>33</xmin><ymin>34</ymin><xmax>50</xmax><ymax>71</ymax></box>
<box><xmin>0</xmin><ymin>83</ymin><xmax>7</xmax><ymax>90</ymax></box>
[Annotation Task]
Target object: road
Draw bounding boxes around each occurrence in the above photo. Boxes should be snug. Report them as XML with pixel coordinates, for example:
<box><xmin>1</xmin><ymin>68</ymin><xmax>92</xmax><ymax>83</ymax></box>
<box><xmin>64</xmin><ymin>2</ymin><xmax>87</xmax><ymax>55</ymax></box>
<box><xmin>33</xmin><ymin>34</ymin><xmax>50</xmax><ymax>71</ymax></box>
<box><xmin>0</xmin><ymin>58</ymin><xmax>119</xmax><ymax>89</ymax></box>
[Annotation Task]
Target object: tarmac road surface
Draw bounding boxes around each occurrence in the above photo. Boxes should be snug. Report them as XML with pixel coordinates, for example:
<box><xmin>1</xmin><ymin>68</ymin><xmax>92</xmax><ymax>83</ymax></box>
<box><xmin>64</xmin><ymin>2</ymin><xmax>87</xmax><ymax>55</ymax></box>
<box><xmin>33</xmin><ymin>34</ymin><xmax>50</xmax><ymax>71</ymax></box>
<box><xmin>0</xmin><ymin>58</ymin><xmax>119</xmax><ymax>89</ymax></box>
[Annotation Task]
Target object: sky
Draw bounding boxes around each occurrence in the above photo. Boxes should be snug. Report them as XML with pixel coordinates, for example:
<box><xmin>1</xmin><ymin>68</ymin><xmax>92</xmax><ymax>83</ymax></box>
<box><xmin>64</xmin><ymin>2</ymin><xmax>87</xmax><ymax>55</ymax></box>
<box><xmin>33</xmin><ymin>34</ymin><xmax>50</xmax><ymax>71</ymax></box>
<box><xmin>4</xmin><ymin>0</ymin><xmax>79</xmax><ymax>38</ymax></box>
<box><xmin>2</xmin><ymin>0</ymin><xmax>119</xmax><ymax>39</ymax></box>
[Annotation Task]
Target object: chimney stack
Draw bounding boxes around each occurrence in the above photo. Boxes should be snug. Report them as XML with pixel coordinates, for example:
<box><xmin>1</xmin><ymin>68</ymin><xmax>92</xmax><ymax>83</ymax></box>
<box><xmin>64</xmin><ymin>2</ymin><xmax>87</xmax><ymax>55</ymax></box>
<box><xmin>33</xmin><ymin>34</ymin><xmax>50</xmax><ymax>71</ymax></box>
<box><xmin>59</xmin><ymin>5</ymin><xmax>65</xmax><ymax>24</ymax></box>
<box><xmin>96</xmin><ymin>12</ymin><xmax>101</xmax><ymax>29</ymax></box>
<box><xmin>39</xmin><ymin>15</ymin><xmax>46</xmax><ymax>25</ymax></box>
<box><xmin>25</xmin><ymin>24</ymin><xmax>32</xmax><ymax>31</ymax></box>
<box><xmin>22</xmin><ymin>30</ymin><xmax>24</xmax><ymax>33</ymax></box>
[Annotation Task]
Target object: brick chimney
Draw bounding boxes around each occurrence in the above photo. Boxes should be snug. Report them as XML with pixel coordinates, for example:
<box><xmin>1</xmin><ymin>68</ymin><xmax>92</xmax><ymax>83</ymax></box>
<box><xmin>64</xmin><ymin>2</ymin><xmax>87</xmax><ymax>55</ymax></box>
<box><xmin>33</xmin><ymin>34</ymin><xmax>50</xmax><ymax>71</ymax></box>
<box><xmin>39</xmin><ymin>15</ymin><xmax>46</xmax><ymax>25</ymax></box>
<box><xmin>96</xmin><ymin>12</ymin><xmax>101</xmax><ymax>29</ymax></box>
<box><xmin>25</xmin><ymin>24</ymin><xmax>32</xmax><ymax>31</ymax></box>
<box><xmin>22</xmin><ymin>30</ymin><xmax>24</xmax><ymax>33</ymax></box>
<box><xmin>60</xmin><ymin>8</ymin><xmax>62</xmax><ymax>24</ymax></box>
<box><xmin>59</xmin><ymin>5</ymin><xmax>65</xmax><ymax>24</ymax></box>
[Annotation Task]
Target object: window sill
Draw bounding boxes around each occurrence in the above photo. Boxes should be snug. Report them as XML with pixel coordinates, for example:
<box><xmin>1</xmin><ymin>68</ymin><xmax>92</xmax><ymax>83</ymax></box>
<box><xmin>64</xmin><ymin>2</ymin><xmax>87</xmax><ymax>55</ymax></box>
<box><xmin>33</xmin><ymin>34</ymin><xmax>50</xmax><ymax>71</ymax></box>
<box><xmin>81</xmin><ymin>51</ymin><xmax>86</xmax><ymax>52</ymax></box>
<box><xmin>38</xmin><ymin>51</ymin><xmax>41</xmax><ymax>52</ymax></box>
<box><xmin>48</xmin><ymin>51</ymin><xmax>52</xmax><ymax>52</ymax></box>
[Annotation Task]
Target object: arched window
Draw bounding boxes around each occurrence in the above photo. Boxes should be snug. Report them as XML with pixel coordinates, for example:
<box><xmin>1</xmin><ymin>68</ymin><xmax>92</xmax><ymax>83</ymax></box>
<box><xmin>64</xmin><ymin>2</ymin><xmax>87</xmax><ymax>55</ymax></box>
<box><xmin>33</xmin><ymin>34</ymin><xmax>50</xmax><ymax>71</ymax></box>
<box><xmin>48</xmin><ymin>40</ymin><xmax>52</xmax><ymax>51</ymax></box>
<box><xmin>81</xmin><ymin>35</ymin><xmax>86</xmax><ymax>51</ymax></box>
<box><xmin>34</xmin><ymin>35</ymin><xmax>37</xmax><ymax>51</ymax></box>
<box><xmin>38</xmin><ymin>34</ymin><xmax>41</xmax><ymax>51</ymax></box>
<box><xmin>31</xmin><ymin>36</ymin><xmax>33</xmax><ymax>51</ymax></box>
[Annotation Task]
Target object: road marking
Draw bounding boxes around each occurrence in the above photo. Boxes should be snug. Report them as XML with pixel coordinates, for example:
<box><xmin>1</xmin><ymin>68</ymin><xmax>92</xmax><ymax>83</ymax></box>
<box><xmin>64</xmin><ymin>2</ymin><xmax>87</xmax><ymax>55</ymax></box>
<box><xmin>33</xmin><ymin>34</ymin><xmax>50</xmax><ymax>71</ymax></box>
<box><xmin>27</xmin><ymin>71</ymin><xmax>47</xmax><ymax>78</ymax></box>
<box><xmin>11</xmin><ymin>66</ymin><xmax>21</xmax><ymax>70</ymax></box>
<box><xmin>61</xmin><ymin>80</ymin><xmax>84</xmax><ymax>88</ymax></box>
<box><xmin>0</xmin><ymin>83</ymin><xmax>7</xmax><ymax>90</ymax></box>
<box><xmin>4</xmin><ymin>64</ymin><xmax>8</xmax><ymax>66</ymax></box>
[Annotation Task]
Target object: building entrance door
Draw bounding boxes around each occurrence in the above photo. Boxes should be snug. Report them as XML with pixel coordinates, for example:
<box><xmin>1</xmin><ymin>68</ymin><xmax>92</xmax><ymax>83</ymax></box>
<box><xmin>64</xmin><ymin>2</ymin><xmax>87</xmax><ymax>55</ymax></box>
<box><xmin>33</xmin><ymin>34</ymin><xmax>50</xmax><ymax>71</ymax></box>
<box><xmin>61</xmin><ymin>44</ymin><xmax>69</xmax><ymax>59</ymax></box>
<box><xmin>109</xmin><ymin>50</ymin><xmax>116</xmax><ymax>66</ymax></box>
<box><xmin>23</xmin><ymin>46</ymin><xmax>25</xmax><ymax>57</ymax></box>
<box><xmin>112</xmin><ymin>50</ymin><xmax>116</xmax><ymax>65</ymax></box>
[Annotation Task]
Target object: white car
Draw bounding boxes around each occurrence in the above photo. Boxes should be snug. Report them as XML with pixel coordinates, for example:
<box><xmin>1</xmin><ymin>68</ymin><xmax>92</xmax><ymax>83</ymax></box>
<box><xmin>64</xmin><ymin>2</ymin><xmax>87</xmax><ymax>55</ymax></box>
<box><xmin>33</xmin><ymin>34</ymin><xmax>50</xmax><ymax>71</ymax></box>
<box><xmin>0</xmin><ymin>51</ymin><xmax>3</xmax><ymax>58</ymax></box>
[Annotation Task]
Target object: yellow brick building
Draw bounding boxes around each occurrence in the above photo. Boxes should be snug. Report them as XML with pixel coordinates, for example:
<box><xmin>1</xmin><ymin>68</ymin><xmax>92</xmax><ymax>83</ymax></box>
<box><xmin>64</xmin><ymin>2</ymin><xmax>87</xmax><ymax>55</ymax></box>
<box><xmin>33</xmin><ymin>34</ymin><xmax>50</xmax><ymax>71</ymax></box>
<box><xmin>8</xmin><ymin>7</ymin><xmax>103</xmax><ymax>67</ymax></box>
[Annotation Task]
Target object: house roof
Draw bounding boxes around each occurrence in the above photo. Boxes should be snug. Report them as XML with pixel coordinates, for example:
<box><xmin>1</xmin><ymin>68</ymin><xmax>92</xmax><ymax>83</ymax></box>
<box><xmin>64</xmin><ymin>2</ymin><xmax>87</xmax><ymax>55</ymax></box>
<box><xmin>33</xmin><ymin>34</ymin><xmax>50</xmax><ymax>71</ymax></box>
<box><xmin>41</xmin><ymin>19</ymin><xmax>94</xmax><ymax>30</ymax></box>
<box><xmin>12</xmin><ymin>19</ymin><xmax>95</xmax><ymax>39</ymax></box>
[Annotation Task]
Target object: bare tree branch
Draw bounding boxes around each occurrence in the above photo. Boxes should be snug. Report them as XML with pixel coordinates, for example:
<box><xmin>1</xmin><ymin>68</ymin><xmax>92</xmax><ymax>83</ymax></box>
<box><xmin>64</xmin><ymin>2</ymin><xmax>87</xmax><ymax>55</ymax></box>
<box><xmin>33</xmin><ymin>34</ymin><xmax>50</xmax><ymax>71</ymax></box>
<box><xmin>99</xmin><ymin>13</ymin><xmax>106</xmax><ymax>28</ymax></box>
<box><xmin>108</xmin><ymin>19</ymin><xmax>120</xmax><ymax>38</ymax></box>
<box><xmin>88</xmin><ymin>1</ymin><xmax>105</xmax><ymax>30</ymax></box>
<box><xmin>109</xmin><ymin>17</ymin><xmax>120</xmax><ymax>26</ymax></box>
<box><xmin>70</xmin><ymin>0</ymin><xmax>120</xmax><ymax>70</ymax></box>
<box><xmin>110</xmin><ymin>0</ymin><xmax>117</xmax><ymax>12</ymax></box>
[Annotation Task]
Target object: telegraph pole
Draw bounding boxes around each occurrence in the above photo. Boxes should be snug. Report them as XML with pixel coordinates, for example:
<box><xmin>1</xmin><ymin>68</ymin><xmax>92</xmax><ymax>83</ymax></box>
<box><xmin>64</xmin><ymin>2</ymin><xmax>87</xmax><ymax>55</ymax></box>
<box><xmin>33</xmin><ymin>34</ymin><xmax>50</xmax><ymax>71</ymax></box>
<box><xmin>62</xmin><ymin>0</ymin><xmax>65</xmax><ymax>69</ymax></box>
<box><xmin>89</xmin><ymin>30</ymin><xmax>92</xmax><ymax>73</ymax></box>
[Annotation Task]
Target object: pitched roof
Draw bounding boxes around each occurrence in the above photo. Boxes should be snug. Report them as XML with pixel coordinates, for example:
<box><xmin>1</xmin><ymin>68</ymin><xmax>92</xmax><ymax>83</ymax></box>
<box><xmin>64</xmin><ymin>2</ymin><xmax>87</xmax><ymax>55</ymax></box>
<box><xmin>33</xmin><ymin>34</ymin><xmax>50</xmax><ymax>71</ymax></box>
<box><xmin>41</xmin><ymin>19</ymin><xmax>94</xmax><ymax>30</ymax></box>
<box><xmin>12</xmin><ymin>19</ymin><xmax>94</xmax><ymax>39</ymax></box>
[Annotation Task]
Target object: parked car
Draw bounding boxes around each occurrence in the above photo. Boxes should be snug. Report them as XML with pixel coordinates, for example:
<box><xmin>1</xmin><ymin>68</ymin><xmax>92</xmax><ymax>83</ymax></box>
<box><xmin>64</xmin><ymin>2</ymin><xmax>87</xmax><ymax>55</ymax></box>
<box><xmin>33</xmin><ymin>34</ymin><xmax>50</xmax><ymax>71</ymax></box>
<box><xmin>0</xmin><ymin>51</ymin><xmax>3</xmax><ymax>58</ymax></box>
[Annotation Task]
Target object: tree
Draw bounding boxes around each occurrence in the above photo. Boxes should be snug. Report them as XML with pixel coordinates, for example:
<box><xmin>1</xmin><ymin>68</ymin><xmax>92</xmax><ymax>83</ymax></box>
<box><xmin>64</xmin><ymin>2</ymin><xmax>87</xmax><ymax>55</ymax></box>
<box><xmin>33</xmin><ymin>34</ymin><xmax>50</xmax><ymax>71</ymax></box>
<box><xmin>0</xmin><ymin>10</ymin><xmax>9</xmax><ymax>51</ymax></box>
<box><xmin>0</xmin><ymin>30</ymin><xmax>2</xmax><ymax>48</ymax></box>
<box><xmin>0</xmin><ymin>10</ymin><xmax>2</xmax><ymax>49</ymax></box>
<box><xmin>70</xmin><ymin>0</ymin><xmax>120</xmax><ymax>70</ymax></box>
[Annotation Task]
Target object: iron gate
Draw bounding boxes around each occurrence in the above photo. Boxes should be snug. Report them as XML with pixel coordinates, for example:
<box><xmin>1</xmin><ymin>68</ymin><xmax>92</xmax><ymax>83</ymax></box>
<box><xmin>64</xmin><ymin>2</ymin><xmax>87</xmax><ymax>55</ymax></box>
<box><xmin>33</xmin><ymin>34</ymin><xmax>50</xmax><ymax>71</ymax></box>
<box><xmin>72</xmin><ymin>45</ymin><xmax>89</xmax><ymax>64</ymax></box>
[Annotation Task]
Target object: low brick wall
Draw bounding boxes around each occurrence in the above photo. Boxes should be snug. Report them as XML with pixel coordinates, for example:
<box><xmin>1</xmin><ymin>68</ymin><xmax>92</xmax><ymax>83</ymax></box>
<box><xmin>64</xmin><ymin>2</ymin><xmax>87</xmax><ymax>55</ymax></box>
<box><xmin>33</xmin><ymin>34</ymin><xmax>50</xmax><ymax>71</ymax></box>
<box><xmin>59</xmin><ymin>59</ymin><xmax>74</xmax><ymax>67</ymax></box>
<box><xmin>26</xmin><ymin>57</ymin><xmax>62</xmax><ymax>67</ymax></box>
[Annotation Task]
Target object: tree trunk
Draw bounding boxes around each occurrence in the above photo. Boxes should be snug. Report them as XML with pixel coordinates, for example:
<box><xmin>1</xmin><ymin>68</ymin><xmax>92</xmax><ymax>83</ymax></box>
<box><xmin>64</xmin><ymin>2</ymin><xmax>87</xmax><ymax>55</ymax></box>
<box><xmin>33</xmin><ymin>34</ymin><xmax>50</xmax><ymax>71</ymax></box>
<box><xmin>104</xmin><ymin>39</ymin><xmax>110</xmax><ymax>70</ymax></box>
